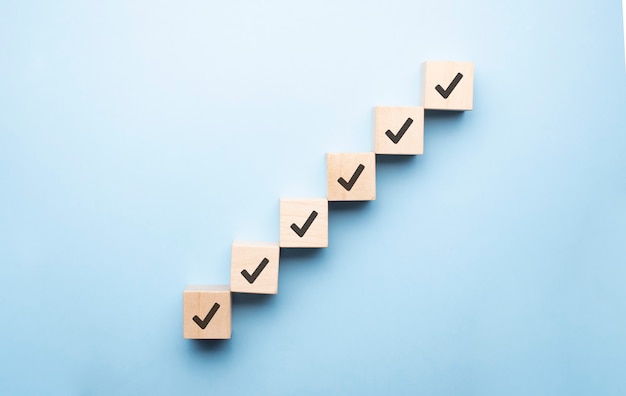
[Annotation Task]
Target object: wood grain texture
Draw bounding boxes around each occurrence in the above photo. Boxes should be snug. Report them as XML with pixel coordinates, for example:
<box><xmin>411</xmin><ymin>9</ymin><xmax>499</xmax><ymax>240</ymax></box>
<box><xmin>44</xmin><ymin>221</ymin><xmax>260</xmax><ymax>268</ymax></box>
<box><xmin>183</xmin><ymin>285</ymin><xmax>231</xmax><ymax>339</ymax></box>
<box><xmin>374</xmin><ymin>107</ymin><xmax>424</xmax><ymax>155</ymax></box>
<box><xmin>230</xmin><ymin>242</ymin><xmax>280</xmax><ymax>294</ymax></box>
<box><xmin>279</xmin><ymin>199</ymin><xmax>328</xmax><ymax>248</ymax></box>
<box><xmin>422</xmin><ymin>61</ymin><xmax>474</xmax><ymax>111</ymax></box>
<box><xmin>327</xmin><ymin>152</ymin><xmax>376</xmax><ymax>201</ymax></box>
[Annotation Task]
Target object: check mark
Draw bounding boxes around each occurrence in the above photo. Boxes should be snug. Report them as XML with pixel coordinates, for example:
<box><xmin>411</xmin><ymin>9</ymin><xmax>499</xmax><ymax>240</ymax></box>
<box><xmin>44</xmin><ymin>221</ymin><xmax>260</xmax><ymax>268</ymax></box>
<box><xmin>435</xmin><ymin>72</ymin><xmax>463</xmax><ymax>99</ymax></box>
<box><xmin>337</xmin><ymin>164</ymin><xmax>365</xmax><ymax>191</ymax></box>
<box><xmin>192</xmin><ymin>302</ymin><xmax>220</xmax><ymax>330</ymax></box>
<box><xmin>241</xmin><ymin>258</ymin><xmax>269</xmax><ymax>284</ymax></box>
<box><xmin>290</xmin><ymin>210</ymin><xmax>318</xmax><ymax>237</ymax></box>
<box><xmin>385</xmin><ymin>117</ymin><xmax>413</xmax><ymax>144</ymax></box>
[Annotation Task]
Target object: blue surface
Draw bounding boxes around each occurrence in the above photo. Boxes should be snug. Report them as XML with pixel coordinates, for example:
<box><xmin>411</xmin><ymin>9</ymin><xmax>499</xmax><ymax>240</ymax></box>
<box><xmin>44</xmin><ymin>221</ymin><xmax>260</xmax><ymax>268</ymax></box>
<box><xmin>1</xmin><ymin>1</ymin><xmax>625</xmax><ymax>394</ymax></box>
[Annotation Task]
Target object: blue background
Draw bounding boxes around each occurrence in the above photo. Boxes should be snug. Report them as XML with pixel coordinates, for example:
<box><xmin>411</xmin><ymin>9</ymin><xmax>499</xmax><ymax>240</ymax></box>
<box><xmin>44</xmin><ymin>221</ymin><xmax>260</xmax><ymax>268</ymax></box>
<box><xmin>1</xmin><ymin>1</ymin><xmax>625</xmax><ymax>394</ymax></box>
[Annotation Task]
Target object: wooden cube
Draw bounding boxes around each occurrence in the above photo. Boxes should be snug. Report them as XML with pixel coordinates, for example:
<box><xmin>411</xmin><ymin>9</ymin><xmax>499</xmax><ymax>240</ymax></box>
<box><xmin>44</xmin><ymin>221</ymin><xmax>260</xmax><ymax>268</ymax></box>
<box><xmin>327</xmin><ymin>153</ymin><xmax>376</xmax><ymax>201</ymax></box>
<box><xmin>374</xmin><ymin>107</ymin><xmax>424</xmax><ymax>155</ymax></box>
<box><xmin>279</xmin><ymin>199</ymin><xmax>328</xmax><ymax>248</ymax></box>
<box><xmin>422</xmin><ymin>61</ymin><xmax>474</xmax><ymax>111</ymax></box>
<box><xmin>230</xmin><ymin>242</ymin><xmax>279</xmax><ymax>294</ymax></box>
<box><xmin>183</xmin><ymin>285</ymin><xmax>231</xmax><ymax>339</ymax></box>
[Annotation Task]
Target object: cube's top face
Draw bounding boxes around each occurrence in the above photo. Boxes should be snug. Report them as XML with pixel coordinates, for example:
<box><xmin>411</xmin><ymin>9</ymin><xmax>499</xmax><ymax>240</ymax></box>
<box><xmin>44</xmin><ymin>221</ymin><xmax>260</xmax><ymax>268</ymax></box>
<box><xmin>231</xmin><ymin>242</ymin><xmax>280</xmax><ymax>269</ymax></box>
<box><xmin>232</xmin><ymin>241</ymin><xmax>279</xmax><ymax>249</ymax></box>
<box><xmin>279</xmin><ymin>198</ymin><xmax>327</xmax><ymax>203</ymax></box>
<box><xmin>326</xmin><ymin>152</ymin><xmax>376</xmax><ymax>201</ymax></box>
<box><xmin>423</xmin><ymin>61</ymin><xmax>474</xmax><ymax>111</ymax></box>
<box><xmin>184</xmin><ymin>285</ymin><xmax>230</xmax><ymax>293</ymax></box>
<box><xmin>231</xmin><ymin>242</ymin><xmax>279</xmax><ymax>259</ymax></box>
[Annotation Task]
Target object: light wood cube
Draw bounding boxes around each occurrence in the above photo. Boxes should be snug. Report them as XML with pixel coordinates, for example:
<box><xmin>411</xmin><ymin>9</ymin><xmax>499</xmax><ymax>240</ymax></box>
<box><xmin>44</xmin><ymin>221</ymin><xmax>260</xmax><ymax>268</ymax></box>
<box><xmin>183</xmin><ymin>285</ymin><xmax>231</xmax><ymax>339</ymax></box>
<box><xmin>374</xmin><ymin>107</ymin><xmax>424</xmax><ymax>155</ymax></box>
<box><xmin>422</xmin><ymin>61</ymin><xmax>474</xmax><ymax>111</ymax></box>
<box><xmin>279</xmin><ymin>199</ymin><xmax>328</xmax><ymax>248</ymax></box>
<box><xmin>327</xmin><ymin>152</ymin><xmax>376</xmax><ymax>201</ymax></box>
<box><xmin>230</xmin><ymin>242</ymin><xmax>279</xmax><ymax>294</ymax></box>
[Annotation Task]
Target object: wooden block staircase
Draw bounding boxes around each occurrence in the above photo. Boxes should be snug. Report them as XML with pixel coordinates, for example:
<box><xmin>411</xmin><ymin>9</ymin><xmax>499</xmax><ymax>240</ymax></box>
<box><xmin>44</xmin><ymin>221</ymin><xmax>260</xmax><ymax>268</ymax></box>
<box><xmin>183</xmin><ymin>60</ymin><xmax>475</xmax><ymax>339</ymax></box>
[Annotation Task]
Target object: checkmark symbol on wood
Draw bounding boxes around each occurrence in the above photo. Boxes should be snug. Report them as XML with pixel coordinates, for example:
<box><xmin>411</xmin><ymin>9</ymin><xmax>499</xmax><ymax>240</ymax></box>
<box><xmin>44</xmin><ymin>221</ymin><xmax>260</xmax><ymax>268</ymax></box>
<box><xmin>241</xmin><ymin>258</ymin><xmax>269</xmax><ymax>284</ymax></box>
<box><xmin>290</xmin><ymin>210</ymin><xmax>318</xmax><ymax>237</ymax></box>
<box><xmin>435</xmin><ymin>72</ymin><xmax>463</xmax><ymax>99</ymax></box>
<box><xmin>385</xmin><ymin>117</ymin><xmax>413</xmax><ymax>144</ymax></box>
<box><xmin>192</xmin><ymin>302</ymin><xmax>220</xmax><ymax>330</ymax></box>
<box><xmin>337</xmin><ymin>164</ymin><xmax>365</xmax><ymax>191</ymax></box>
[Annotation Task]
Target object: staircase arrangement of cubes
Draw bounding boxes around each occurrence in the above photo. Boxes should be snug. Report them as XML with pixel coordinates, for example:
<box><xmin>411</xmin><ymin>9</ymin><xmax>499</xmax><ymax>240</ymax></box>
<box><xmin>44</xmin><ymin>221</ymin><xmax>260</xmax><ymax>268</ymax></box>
<box><xmin>183</xmin><ymin>60</ymin><xmax>475</xmax><ymax>340</ymax></box>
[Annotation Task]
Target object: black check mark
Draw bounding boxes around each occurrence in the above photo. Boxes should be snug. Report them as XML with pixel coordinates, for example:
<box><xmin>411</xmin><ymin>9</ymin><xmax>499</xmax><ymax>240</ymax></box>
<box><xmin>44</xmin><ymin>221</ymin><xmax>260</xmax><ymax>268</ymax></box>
<box><xmin>337</xmin><ymin>164</ymin><xmax>365</xmax><ymax>191</ymax></box>
<box><xmin>290</xmin><ymin>210</ymin><xmax>318</xmax><ymax>237</ymax></box>
<box><xmin>385</xmin><ymin>117</ymin><xmax>413</xmax><ymax>144</ymax></box>
<box><xmin>435</xmin><ymin>73</ymin><xmax>463</xmax><ymax>99</ymax></box>
<box><xmin>241</xmin><ymin>258</ymin><xmax>269</xmax><ymax>284</ymax></box>
<box><xmin>192</xmin><ymin>302</ymin><xmax>220</xmax><ymax>330</ymax></box>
